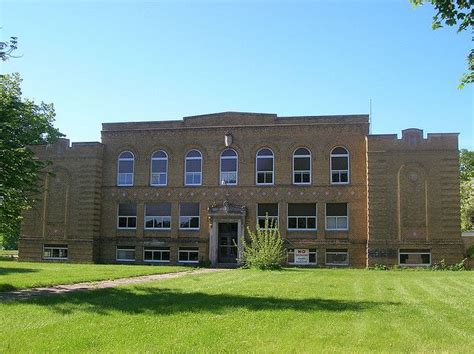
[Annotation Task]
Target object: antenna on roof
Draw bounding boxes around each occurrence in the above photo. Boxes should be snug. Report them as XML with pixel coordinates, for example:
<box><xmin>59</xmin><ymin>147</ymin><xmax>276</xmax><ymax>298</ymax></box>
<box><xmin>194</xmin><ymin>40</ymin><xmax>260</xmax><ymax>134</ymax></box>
<box><xmin>369</xmin><ymin>98</ymin><xmax>372</xmax><ymax>134</ymax></box>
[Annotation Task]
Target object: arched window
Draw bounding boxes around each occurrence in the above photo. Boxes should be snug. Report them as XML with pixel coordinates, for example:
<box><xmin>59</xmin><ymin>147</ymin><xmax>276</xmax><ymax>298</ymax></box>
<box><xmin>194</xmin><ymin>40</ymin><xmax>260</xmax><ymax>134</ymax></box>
<box><xmin>117</xmin><ymin>151</ymin><xmax>134</xmax><ymax>186</ymax></box>
<box><xmin>293</xmin><ymin>147</ymin><xmax>311</xmax><ymax>185</ymax></box>
<box><xmin>330</xmin><ymin>147</ymin><xmax>349</xmax><ymax>184</ymax></box>
<box><xmin>150</xmin><ymin>150</ymin><xmax>168</xmax><ymax>186</ymax></box>
<box><xmin>256</xmin><ymin>148</ymin><xmax>274</xmax><ymax>185</ymax></box>
<box><xmin>185</xmin><ymin>150</ymin><xmax>202</xmax><ymax>186</ymax></box>
<box><xmin>220</xmin><ymin>149</ymin><xmax>238</xmax><ymax>185</ymax></box>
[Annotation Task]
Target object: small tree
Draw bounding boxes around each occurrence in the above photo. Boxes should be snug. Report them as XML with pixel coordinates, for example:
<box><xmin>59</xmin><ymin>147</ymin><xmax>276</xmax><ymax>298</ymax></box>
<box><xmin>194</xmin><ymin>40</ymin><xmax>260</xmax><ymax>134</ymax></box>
<box><xmin>240</xmin><ymin>215</ymin><xmax>286</xmax><ymax>270</ymax></box>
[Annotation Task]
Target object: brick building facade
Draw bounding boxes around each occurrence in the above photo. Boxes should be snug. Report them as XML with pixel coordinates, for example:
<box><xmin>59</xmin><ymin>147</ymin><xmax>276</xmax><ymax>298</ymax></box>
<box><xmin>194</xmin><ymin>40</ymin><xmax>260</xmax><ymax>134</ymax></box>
<box><xmin>18</xmin><ymin>112</ymin><xmax>465</xmax><ymax>267</ymax></box>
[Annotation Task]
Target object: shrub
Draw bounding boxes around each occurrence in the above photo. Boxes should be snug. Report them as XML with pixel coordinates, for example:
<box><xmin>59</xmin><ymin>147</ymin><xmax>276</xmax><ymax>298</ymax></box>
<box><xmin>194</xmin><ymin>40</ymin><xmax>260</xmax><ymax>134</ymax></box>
<box><xmin>373</xmin><ymin>264</ymin><xmax>389</xmax><ymax>270</ymax></box>
<box><xmin>431</xmin><ymin>258</ymin><xmax>467</xmax><ymax>271</ymax></box>
<box><xmin>467</xmin><ymin>245</ymin><xmax>474</xmax><ymax>258</ymax></box>
<box><xmin>240</xmin><ymin>215</ymin><xmax>286</xmax><ymax>270</ymax></box>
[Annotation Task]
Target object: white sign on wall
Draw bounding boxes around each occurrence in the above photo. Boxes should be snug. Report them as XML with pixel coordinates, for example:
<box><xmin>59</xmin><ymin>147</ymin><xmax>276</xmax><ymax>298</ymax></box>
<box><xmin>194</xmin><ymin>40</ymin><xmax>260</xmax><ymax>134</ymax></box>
<box><xmin>294</xmin><ymin>249</ymin><xmax>309</xmax><ymax>264</ymax></box>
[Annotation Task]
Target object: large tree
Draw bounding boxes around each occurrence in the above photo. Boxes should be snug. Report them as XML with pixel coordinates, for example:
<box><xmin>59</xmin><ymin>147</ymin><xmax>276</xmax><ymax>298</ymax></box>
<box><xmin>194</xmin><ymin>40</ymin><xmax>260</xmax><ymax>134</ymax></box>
<box><xmin>0</xmin><ymin>73</ymin><xmax>63</xmax><ymax>249</ymax></box>
<box><xmin>460</xmin><ymin>149</ymin><xmax>474</xmax><ymax>231</ymax></box>
<box><xmin>411</xmin><ymin>0</ymin><xmax>473</xmax><ymax>88</ymax></box>
<box><xmin>0</xmin><ymin>35</ymin><xmax>18</xmax><ymax>61</ymax></box>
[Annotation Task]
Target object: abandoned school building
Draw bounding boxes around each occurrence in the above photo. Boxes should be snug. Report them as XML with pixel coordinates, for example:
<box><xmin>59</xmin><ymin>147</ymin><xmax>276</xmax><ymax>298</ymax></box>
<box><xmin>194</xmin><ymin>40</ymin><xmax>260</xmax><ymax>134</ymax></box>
<box><xmin>18</xmin><ymin>112</ymin><xmax>465</xmax><ymax>267</ymax></box>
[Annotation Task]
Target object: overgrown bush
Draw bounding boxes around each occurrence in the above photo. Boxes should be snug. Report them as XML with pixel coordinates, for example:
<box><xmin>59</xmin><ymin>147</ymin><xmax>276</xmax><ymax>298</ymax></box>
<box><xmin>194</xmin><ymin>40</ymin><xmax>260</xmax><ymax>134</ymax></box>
<box><xmin>431</xmin><ymin>258</ymin><xmax>467</xmax><ymax>271</ymax></box>
<box><xmin>373</xmin><ymin>264</ymin><xmax>389</xmax><ymax>270</ymax></box>
<box><xmin>240</xmin><ymin>215</ymin><xmax>286</xmax><ymax>270</ymax></box>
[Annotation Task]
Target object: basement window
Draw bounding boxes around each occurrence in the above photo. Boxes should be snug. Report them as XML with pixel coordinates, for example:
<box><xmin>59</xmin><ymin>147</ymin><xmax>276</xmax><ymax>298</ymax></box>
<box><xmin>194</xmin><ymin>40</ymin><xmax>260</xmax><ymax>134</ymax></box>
<box><xmin>325</xmin><ymin>249</ymin><xmax>349</xmax><ymax>266</ymax></box>
<box><xmin>178</xmin><ymin>247</ymin><xmax>199</xmax><ymax>263</ymax></box>
<box><xmin>399</xmin><ymin>249</ymin><xmax>431</xmax><ymax>266</ymax></box>
<box><xmin>116</xmin><ymin>246</ymin><xmax>135</xmax><ymax>262</ymax></box>
<box><xmin>144</xmin><ymin>247</ymin><xmax>170</xmax><ymax>263</ymax></box>
<box><xmin>43</xmin><ymin>245</ymin><xmax>68</xmax><ymax>260</ymax></box>
<box><xmin>287</xmin><ymin>248</ymin><xmax>317</xmax><ymax>265</ymax></box>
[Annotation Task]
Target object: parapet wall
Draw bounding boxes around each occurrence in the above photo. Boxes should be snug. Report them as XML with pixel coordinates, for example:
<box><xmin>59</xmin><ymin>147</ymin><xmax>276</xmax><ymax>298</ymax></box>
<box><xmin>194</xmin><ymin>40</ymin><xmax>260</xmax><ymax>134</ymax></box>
<box><xmin>19</xmin><ymin>138</ymin><xmax>104</xmax><ymax>262</ymax></box>
<box><xmin>366</xmin><ymin>129</ymin><xmax>463</xmax><ymax>266</ymax></box>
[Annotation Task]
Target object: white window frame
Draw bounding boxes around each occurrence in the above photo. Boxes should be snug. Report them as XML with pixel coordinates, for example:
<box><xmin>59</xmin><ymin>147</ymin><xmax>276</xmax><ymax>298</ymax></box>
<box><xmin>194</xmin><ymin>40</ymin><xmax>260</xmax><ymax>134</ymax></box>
<box><xmin>287</xmin><ymin>248</ymin><xmax>317</xmax><ymax>265</ymax></box>
<box><xmin>256</xmin><ymin>148</ymin><xmax>274</xmax><ymax>186</ymax></box>
<box><xmin>293</xmin><ymin>147</ymin><xmax>312</xmax><ymax>185</ymax></box>
<box><xmin>398</xmin><ymin>249</ymin><xmax>431</xmax><ymax>267</ymax></box>
<box><xmin>116</xmin><ymin>246</ymin><xmax>135</xmax><ymax>262</ymax></box>
<box><xmin>330</xmin><ymin>147</ymin><xmax>350</xmax><ymax>185</ymax></box>
<box><xmin>144</xmin><ymin>203</ymin><xmax>171</xmax><ymax>230</ymax></box>
<box><xmin>143</xmin><ymin>247</ymin><xmax>171</xmax><ymax>263</ymax></box>
<box><xmin>117</xmin><ymin>204</ymin><xmax>137</xmax><ymax>230</ymax></box>
<box><xmin>256</xmin><ymin>203</ymin><xmax>279</xmax><ymax>229</ymax></box>
<box><xmin>184</xmin><ymin>150</ymin><xmax>202</xmax><ymax>186</ymax></box>
<box><xmin>178</xmin><ymin>248</ymin><xmax>199</xmax><ymax>264</ymax></box>
<box><xmin>325</xmin><ymin>249</ymin><xmax>349</xmax><ymax>266</ymax></box>
<box><xmin>287</xmin><ymin>203</ymin><xmax>317</xmax><ymax>231</ymax></box>
<box><xmin>179</xmin><ymin>203</ymin><xmax>200</xmax><ymax>230</ymax></box>
<box><xmin>220</xmin><ymin>148</ymin><xmax>238</xmax><ymax>186</ymax></box>
<box><xmin>150</xmin><ymin>150</ymin><xmax>168</xmax><ymax>187</ymax></box>
<box><xmin>43</xmin><ymin>245</ymin><xmax>68</xmax><ymax>260</ymax></box>
<box><xmin>325</xmin><ymin>203</ymin><xmax>349</xmax><ymax>231</ymax></box>
<box><xmin>117</xmin><ymin>151</ymin><xmax>134</xmax><ymax>186</ymax></box>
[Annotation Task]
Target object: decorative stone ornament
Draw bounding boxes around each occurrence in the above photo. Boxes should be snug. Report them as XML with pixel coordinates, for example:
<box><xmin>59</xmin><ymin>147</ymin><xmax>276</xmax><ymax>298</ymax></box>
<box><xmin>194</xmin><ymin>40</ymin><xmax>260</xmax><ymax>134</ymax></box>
<box><xmin>224</xmin><ymin>132</ymin><xmax>233</xmax><ymax>147</ymax></box>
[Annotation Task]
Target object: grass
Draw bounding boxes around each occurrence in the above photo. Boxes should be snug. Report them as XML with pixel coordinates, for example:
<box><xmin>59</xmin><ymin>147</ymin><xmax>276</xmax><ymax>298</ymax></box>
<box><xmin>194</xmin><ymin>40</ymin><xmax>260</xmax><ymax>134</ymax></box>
<box><xmin>0</xmin><ymin>260</ymin><xmax>187</xmax><ymax>292</ymax></box>
<box><xmin>0</xmin><ymin>268</ymin><xmax>472</xmax><ymax>353</ymax></box>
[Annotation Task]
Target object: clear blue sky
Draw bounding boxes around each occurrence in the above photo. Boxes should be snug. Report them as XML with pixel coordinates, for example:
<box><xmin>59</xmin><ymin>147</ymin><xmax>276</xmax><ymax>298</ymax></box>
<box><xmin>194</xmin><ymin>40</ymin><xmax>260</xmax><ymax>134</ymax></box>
<box><xmin>1</xmin><ymin>0</ymin><xmax>472</xmax><ymax>149</ymax></box>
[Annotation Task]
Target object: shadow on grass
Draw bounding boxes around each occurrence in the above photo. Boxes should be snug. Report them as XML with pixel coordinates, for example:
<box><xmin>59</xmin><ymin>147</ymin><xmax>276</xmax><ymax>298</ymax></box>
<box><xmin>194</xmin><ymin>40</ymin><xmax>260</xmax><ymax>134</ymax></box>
<box><xmin>6</xmin><ymin>287</ymin><xmax>400</xmax><ymax>316</ymax></box>
<box><xmin>0</xmin><ymin>267</ymin><xmax>38</xmax><ymax>275</ymax></box>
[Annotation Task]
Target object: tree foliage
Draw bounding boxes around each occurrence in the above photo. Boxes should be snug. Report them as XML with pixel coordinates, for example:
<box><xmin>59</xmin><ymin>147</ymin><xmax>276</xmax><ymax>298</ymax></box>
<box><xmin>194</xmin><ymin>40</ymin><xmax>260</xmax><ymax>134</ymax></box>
<box><xmin>460</xmin><ymin>149</ymin><xmax>474</xmax><ymax>231</ymax></box>
<box><xmin>0</xmin><ymin>35</ymin><xmax>18</xmax><ymax>61</ymax></box>
<box><xmin>240</xmin><ymin>215</ymin><xmax>287</xmax><ymax>270</ymax></box>
<box><xmin>0</xmin><ymin>73</ymin><xmax>63</xmax><ymax>248</ymax></box>
<box><xmin>411</xmin><ymin>0</ymin><xmax>473</xmax><ymax>88</ymax></box>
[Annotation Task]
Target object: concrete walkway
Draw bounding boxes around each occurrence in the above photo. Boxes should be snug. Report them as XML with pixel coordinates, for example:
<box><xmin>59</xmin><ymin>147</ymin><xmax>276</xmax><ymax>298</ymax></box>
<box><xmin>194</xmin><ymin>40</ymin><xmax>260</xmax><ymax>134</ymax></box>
<box><xmin>0</xmin><ymin>268</ymin><xmax>228</xmax><ymax>302</ymax></box>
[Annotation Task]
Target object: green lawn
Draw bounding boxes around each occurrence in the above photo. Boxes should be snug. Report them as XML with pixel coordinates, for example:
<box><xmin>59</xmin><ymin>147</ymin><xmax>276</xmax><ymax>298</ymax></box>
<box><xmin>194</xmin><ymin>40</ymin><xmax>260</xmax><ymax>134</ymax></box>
<box><xmin>0</xmin><ymin>260</ymin><xmax>187</xmax><ymax>292</ymax></box>
<box><xmin>0</xmin><ymin>268</ymin><xmax>472</xmax><ymax>352</ymax></box>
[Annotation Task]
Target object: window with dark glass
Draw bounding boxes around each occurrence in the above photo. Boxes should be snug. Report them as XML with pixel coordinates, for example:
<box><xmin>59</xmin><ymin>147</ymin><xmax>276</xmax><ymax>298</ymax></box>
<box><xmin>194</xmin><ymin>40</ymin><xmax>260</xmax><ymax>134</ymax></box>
<box><xmin>256</xmin><ymin>148</ymin><xmax>274</xmax><ymax>185</ymax></box>
<box><xmin>144</xmin><ymin>247</ymin><xmax>171</xmax><ymax>262</ymax></box>
<box><xmin>399</xmin><ymin>249</ymin><xmax>431</xmax><ymax>266</ymax></box>
<box><xmin>179</xmin><ymin>203</ymin><xmax>200</xmax><ymax>229</ymax></box>
<box><xmin>288</xmin><ymin>203</ymin><xmax>317</xmax><ymax>230</ymax></box>
<box><xmin>178</xmin><ymin>247</ymin><xmax>199</xmax><ymax>263</ymax></box>
<box><xmin>118</xmin><ymin>203</ymin><xmax>137</xmax><ymax>229</ymax></box>
<box><xmin>293</xmin><ymin>148</ymin><xmax>311</xmax><ymax>184</ymax></box>
<box><xmin>145</xmin><ymin>203</ymin><xmax>171</xmax><ymax>230</ymax></box>
<box><xmin>257</xmin><ymin>203</ymin><xmax>279</xmax><ymax>228</ymax></box>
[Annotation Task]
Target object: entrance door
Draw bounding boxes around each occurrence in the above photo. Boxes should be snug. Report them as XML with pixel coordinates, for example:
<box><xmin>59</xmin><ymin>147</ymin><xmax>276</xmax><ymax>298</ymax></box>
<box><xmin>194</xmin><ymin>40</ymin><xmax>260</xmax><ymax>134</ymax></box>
<box><xmin>218</xmin><ymin>223</ymin><xmax>238</xmax><ymax>263</ymax></box>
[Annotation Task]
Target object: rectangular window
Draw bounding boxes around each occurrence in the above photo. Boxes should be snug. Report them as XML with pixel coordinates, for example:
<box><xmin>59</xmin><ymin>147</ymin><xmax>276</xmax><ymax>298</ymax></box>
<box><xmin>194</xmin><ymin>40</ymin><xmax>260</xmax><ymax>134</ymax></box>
<box><xmin>257</xmin><ymin>203</ymin><xmax>279</xmax><ymax>229</ymax></box>
<box><xmin>399</xmin><ymin>249</ymin><xmax>431</xmax><ymax>266</ymax></box>
<box><xmin>144</xmin><ymin>203</ymin><xmax>171</xmax><ymax>230</ymax></box>
<box><xmin>118</xmin><ymin>203</ymin><xmax>137</xmax><ymax>229</ymax></box>
<box><xmin>143</xmin><ymin>247</ymin><xmax>171</xmax><ymax>263</ymax></box>
<box><xmin>178</xmin><ymin>247</ymin><xmax>199</xmax><ymax>263</ymax></box>
<box><xmin>43</xmin><ymin>244</ymin><xmax>68</xmax><ymax>260</ymax></box>
<box><xmin>151</xmin><ymin>160</ymin><xmax>167</xmax><ymax>186</ymax></box>
<box><xmin>287</xmin><ymin>248</ymin><xmax>317</xmax><ymax>265</ymax></box>
<box><xmin>116</xmin><ymin>246</ymin><xmax>135</xmax><ymax>261</ymax></box>
<box><xmin>179</xmin><ymin>203</ymin><xmax>200</xmax><ymax>230</ymax></box>
<box><xmin>325</xmin><ymin>203</ymin><xmax>348</xmax><ymax>230</ymax></box>
<box><xmin>288</xmin><ymin>203</ymin><xmax>317</xmax><ymax>230</ymax></box>
<box><xmin>325</xmin><ymin>249</ymin><xmax>349</xmax><ymax>265</ymax></box>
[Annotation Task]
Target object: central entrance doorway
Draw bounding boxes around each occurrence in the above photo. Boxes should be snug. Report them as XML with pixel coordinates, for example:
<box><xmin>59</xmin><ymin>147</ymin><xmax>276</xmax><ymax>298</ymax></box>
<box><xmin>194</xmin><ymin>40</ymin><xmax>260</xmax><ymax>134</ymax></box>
<box><xmin>218</xmin><ymin>223</ymin><xmax>238</xmax><ymax>264</ymax></box>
